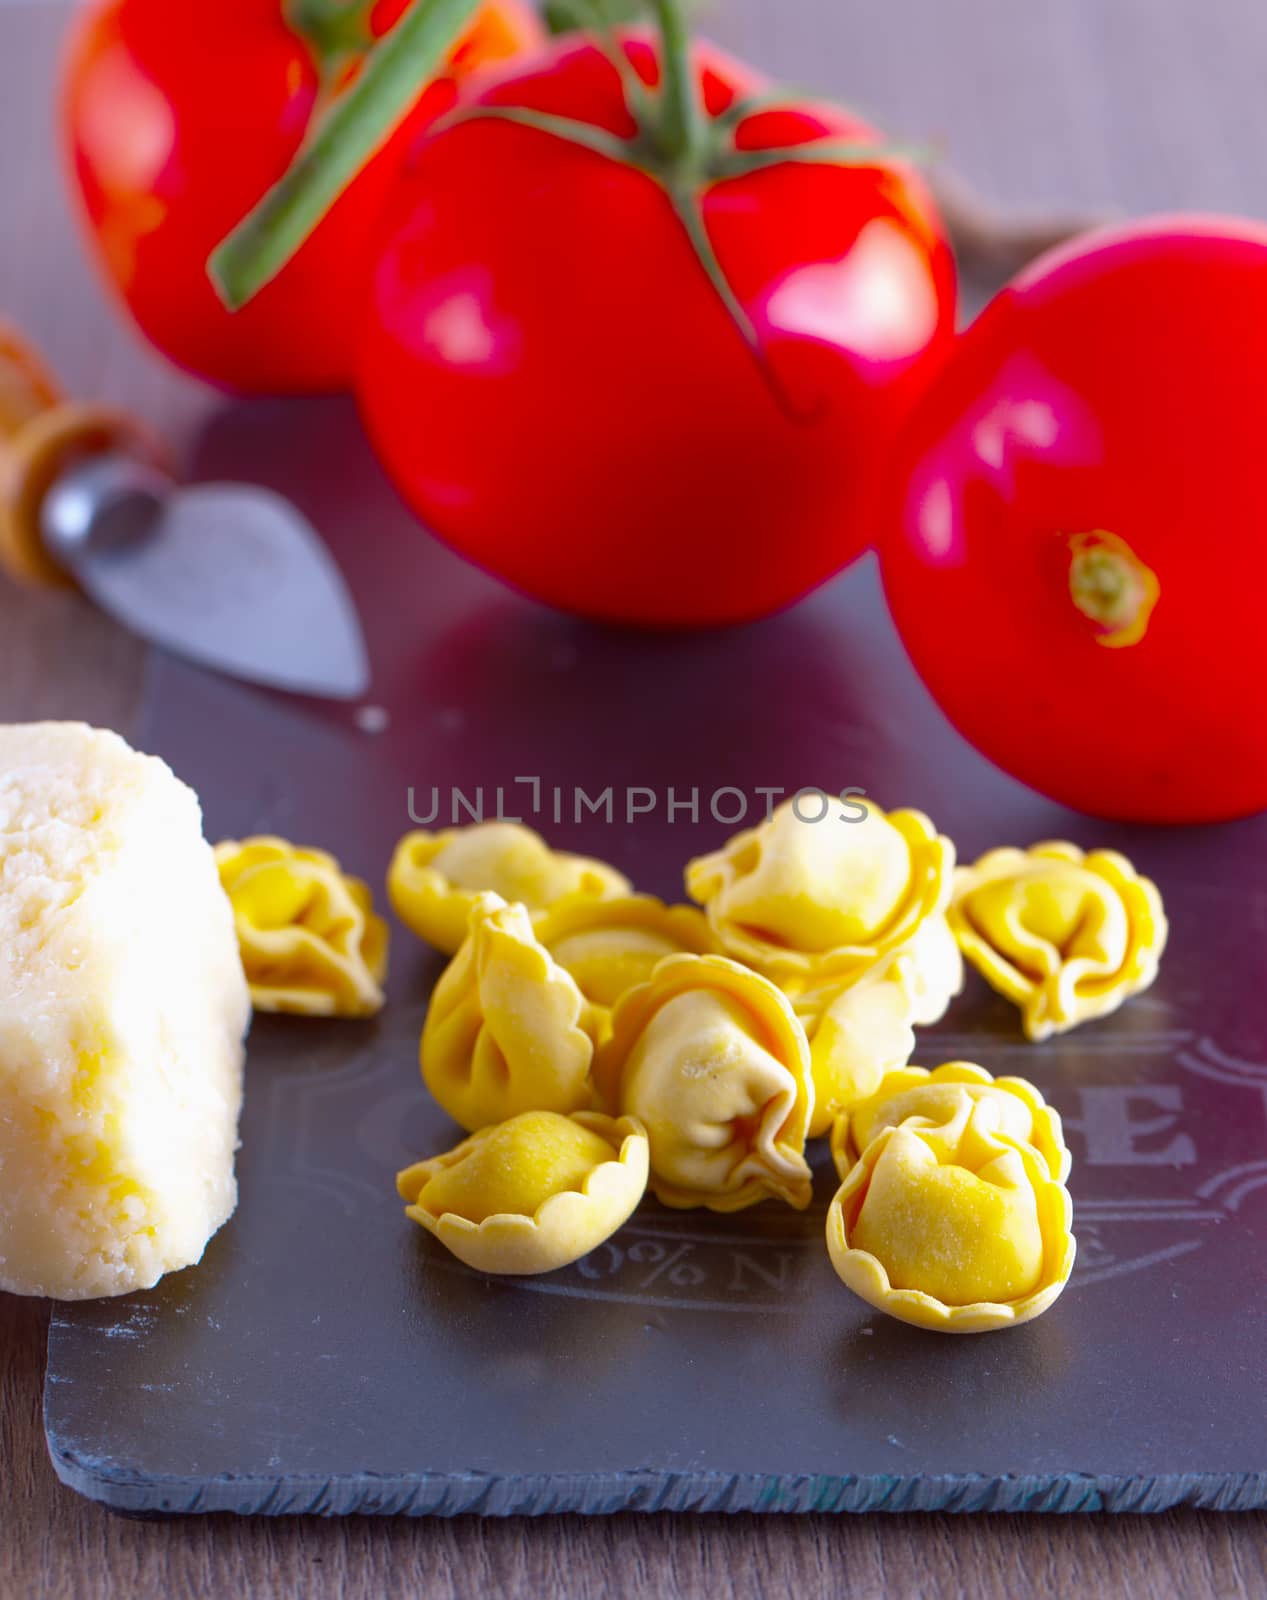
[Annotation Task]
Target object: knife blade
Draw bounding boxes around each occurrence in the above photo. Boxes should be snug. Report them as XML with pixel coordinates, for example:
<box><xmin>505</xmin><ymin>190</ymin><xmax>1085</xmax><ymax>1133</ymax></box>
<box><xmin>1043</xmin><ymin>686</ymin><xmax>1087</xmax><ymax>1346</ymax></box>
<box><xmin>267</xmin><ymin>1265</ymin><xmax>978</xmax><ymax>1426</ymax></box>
<box><xmin>0</xmin><ymin>323</ymin><xmax>370</xmax><ymax>701</ymax></box>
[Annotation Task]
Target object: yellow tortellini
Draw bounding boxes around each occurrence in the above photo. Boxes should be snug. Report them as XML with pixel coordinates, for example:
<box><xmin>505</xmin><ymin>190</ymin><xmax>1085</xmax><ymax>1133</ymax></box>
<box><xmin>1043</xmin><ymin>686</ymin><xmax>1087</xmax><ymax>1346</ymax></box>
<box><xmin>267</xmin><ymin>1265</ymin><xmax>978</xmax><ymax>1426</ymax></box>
<box><xmin>949</xmin><ymin>841</ymin><xmax>1167</xmax><ymax>1041</ymax></box>
<box><xmin>826</xmin><ymin>1093</ymin><xmax>1075</xmax><ymax>1333</ymax></box>
<box><xmin>684</xmin><ymin>795</ymin><xmax>953</xmax><ymax>989</ymax></box>
<box><xmin>215</xmin><ymin>836</ymin><xmax>388</xmax><ymax>1017</ymax></box>
<box><xmin>885</xmin><ymin>911</ymin><xmax>965</xmax><ymax>1027</ymax></box>
<box><xmin>397</xmin><ymin>1110</ymin><xmax>648</xmax><ymax>1275</ymax></box>
<box><xmin>533</xmin><ymin>892</ymin><xmax>718</xmax><ymax>1033</ymax></box>
<box><xmin>421</xmin><ymin>893</ymin><xmax>598</xmax><ymax>1132</ymax></box>
<box><xmin>595</xmin><ymin>953</ymin><xmax>815</xmax><ymax>1213</ymax></box>
<box><xmin>790</xmin><ymin>913</ymin><xmax>965</xmax><ymax>1137</ymax></box>
<box><xmin>388</xmin><ymin>822</ymin><xmax>630</xmax><ymax>955</ymax></box>
<box><xmin>829</xmin><ymin>1061</ymin><xmax>1070</xmax><ymax>1184</ymax></box>
<box><xmin>794</xmin><ymin>975</ymin><xmax>916</xmax><ymax>1140</ymax></box>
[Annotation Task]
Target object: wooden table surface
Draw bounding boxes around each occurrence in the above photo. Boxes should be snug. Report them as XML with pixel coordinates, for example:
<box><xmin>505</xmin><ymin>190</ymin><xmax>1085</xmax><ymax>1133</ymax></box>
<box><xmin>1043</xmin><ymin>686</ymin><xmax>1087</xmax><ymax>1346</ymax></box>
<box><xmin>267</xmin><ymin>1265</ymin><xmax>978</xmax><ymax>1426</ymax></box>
<box><xmin>3</xmin><ymin>2</ymin><xmax>1267</xmax><ymax>1594</ymax></box>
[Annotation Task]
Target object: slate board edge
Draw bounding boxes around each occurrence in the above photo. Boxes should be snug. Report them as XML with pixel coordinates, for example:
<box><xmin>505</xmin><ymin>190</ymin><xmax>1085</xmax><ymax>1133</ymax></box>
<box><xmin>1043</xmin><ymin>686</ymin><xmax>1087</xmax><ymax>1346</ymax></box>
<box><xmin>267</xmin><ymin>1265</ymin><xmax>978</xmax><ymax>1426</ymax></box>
<box><xmin>43</xmin><ymin>1435</ymin><xmax>1267</xmax><ymax>1519</ymax></box>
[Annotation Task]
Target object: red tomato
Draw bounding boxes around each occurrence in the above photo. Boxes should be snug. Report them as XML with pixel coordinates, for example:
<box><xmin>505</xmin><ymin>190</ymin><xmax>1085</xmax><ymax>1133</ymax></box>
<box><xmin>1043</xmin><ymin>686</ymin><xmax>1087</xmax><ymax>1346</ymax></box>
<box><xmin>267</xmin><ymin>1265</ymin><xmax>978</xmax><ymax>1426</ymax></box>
<box><xmin>61</xmin><ymin>0</ymin><xmax>544</xmax><ymax>393</ymax></box>
<box><xmin>356</xmin><ymin>32</ymin><xmax>955</xmax><ymax>626</ymax></box>
<box><xmin>881</xmin><ymin>214</ymin><xmax>1267</xmax><ymax>823</ymax></box>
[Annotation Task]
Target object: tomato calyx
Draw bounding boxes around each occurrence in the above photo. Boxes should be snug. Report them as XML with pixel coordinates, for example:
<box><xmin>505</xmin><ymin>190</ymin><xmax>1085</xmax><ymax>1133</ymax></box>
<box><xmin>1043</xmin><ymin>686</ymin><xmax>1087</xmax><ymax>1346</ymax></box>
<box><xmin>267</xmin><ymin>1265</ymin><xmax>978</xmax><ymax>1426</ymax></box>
<box><xmin>210</xmin><ymin>0</ymin><xmax>923</xmax><ymax>344</ymax></box>
<box><xmin>1067</xmin><ymin>529</ymin><xmax>1160</xmax><ymax>649</ymax></box>
<box><xmin>417</xmin><ymin>2</ymin><xmax>926</xmax><ymax>400</ymax></box>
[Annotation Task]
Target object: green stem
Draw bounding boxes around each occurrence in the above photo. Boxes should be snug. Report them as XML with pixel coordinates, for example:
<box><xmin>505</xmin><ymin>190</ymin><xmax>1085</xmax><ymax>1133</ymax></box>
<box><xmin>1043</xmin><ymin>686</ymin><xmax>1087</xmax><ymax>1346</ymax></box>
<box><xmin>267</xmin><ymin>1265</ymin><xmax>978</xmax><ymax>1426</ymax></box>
<box><xmin>431</xmin><ymin>103</ymin><xmax>645</xmax><ymax>166</ymax></box>
<box><xmin>714</xmin><ymin>139</ymin><xmax>933</xmax><ymax>180</ymax></box>
<box><xmin>285</xmin><ymin>0</ymin><xmax>376</xmax><ymax>80</ymax></box>
<box><xmin>669</xmin><ymin>186</ymin><xmax>760</xmax><ymax>355</ymax></box>
<box><xmin>668</xmin><ymin>185</ymin><xmax>820</xmax><ymax>425</ymax></box>
<box><xmin>210</xmin><ymin>0</ymin><xmax>482</xmax><ymax>310</ymax></box>
<box><xmin>648</xmin><ymin>0</ymin><xmax>700</xmax><ymax>167</ymax></box>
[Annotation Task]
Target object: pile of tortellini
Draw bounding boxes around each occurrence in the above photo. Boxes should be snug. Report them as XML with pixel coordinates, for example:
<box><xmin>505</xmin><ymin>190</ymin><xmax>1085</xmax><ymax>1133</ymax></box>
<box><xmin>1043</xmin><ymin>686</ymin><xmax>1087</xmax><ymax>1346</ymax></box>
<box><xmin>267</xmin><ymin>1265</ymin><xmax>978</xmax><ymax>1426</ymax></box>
<box><xmin>215</xmin><ymin>797</ymin><xmax>1167</xmax><ymax>1334</ymax></box>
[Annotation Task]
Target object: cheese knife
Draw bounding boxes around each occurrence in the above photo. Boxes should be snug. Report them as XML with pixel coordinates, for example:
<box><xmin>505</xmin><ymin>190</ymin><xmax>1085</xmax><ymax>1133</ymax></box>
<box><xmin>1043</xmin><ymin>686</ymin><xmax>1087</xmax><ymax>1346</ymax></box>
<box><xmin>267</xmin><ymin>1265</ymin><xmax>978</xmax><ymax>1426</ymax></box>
<box><xmin>0</xmin><ymin>324</ymin><xmax>370</xmax><ymax>701</ymax></box>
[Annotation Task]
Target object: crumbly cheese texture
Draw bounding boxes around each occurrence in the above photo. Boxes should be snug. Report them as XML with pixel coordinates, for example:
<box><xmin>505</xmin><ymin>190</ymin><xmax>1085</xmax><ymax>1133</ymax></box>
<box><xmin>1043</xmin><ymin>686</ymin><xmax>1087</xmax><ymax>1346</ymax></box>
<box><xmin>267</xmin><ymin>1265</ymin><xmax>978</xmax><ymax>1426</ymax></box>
<box><xmin>0</xmin><ymin>723</ymin><xmax>249</xmax><ymax>1299</ymax></box>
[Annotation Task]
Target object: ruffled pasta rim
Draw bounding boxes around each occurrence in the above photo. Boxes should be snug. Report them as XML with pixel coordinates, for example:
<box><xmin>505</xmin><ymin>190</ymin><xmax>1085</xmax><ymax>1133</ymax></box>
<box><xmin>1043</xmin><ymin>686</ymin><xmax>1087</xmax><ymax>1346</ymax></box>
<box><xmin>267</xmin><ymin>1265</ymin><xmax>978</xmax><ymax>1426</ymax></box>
<box><xmin>825</xmin><ymin>1123</ymin><xmax>1076</xmax><ymax>1333</ymax></box>
<box><xmin>217</xmin><ymin>838</ymin><xmax>388</xmax><ymax>1016</ymax></box>
<box><xmin>829</xmin><ymin>1060</ymin><xmax>1070</xmax><ymax>1184</ymax></box>
<box><xmin>389</xmin><ymin>825</ymin><xmax>631</xmax><ymax>955</ymax></box>
<box><xmin>949</xmin><ymin>841</ymin><xmax>1167</xmax><ymax>1041</ymax></box>
<box><xmin>594</xmin><ymin>952</ymin><xmax>815</xmax><ymax>1212</ymax></box>
<box><xmin>420</xmin><ymin>893</ymin><xmax>597</xmax><ymax>1132</ymax></box>
<box><xmin>685</xmin><ymin>804</ymin><xmax>954</xmax><ymax>984</ymax></box>
<box><xmin>397</xmin><ymin>1112</ymin><xmax>649</xmax><ymax>1275</ymax></box>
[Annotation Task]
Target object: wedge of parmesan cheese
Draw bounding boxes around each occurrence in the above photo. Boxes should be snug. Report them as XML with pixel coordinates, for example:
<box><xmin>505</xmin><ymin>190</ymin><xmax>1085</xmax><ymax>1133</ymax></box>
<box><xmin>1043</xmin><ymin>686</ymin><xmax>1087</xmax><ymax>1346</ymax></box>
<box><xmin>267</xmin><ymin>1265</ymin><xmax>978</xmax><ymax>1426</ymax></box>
<box><xmin>0</xmin><ymin>723</ymin><xmax>249</xmax><ymax>1299</ymax></box>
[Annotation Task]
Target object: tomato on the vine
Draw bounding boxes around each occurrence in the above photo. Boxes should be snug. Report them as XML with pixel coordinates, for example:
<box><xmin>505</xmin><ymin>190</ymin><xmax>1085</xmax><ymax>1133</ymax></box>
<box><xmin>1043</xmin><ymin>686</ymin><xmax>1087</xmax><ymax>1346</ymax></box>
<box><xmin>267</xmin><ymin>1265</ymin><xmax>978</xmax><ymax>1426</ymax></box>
<box><xmin>354</xmin><ymin>30</ymin><xmax>956</xmax><ymax>626</ymax></box>
<box><xmin>880</xmin><ymin>214</ymin><xmax>1267</xmax><ymax>823</ymax></box>
<box><xmin>61</xmin><ymin>0</ymin><xmax>543</xmax><ymax>393</ymax></box>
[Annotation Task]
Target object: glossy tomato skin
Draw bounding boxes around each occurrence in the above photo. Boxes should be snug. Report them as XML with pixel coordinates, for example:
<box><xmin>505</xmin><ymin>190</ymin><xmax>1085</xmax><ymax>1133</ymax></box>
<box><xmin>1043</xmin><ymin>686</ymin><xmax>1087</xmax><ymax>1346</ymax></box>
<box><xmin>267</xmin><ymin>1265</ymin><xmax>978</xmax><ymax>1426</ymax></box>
<box><xmin>61</xmin><ymin>0</ymin><xmax>543</xmax><ymax>393</ymax></box>
<box><xmin>881</xmin><ymin>214</ymin><xmax>1267</xmax><ymax>823</ymax></box>
<box><xmin>356</xmin><ymin>34</ymin><xmax>955</xmax><ymax>626</ymax></box>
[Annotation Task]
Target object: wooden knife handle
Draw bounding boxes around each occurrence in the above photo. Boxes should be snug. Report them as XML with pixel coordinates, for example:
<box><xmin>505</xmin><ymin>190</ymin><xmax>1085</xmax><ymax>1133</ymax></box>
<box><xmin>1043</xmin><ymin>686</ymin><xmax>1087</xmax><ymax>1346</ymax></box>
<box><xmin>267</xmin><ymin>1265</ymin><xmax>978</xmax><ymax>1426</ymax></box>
<box><xmin>0</xmin><ymin>323</ymin><xmax>62</xmax><ymax>440</ymax></box>
<box><xmin>0</xmin><ymin>323</ymin><xmax>165</xmax><ymax>589</ymax></box>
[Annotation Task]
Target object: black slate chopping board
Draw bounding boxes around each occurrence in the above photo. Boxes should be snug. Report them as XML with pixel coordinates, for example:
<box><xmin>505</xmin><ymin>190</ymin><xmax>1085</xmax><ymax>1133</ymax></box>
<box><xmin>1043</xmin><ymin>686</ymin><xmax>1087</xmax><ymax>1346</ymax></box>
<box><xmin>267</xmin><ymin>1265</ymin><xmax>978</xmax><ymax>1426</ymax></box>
<box><xmin>42</xmin><ymin>397</ymin><xmax>1267</xmax><ymax>1516</ymax></box>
